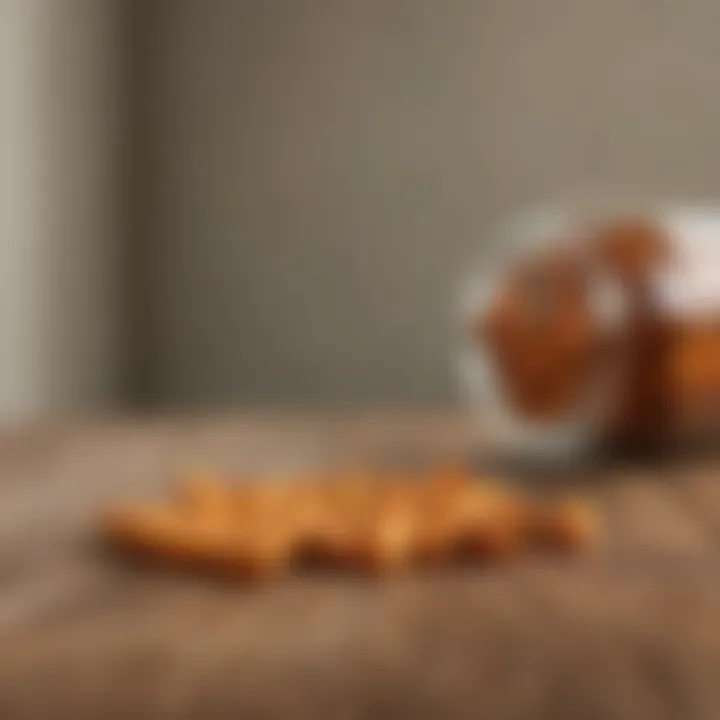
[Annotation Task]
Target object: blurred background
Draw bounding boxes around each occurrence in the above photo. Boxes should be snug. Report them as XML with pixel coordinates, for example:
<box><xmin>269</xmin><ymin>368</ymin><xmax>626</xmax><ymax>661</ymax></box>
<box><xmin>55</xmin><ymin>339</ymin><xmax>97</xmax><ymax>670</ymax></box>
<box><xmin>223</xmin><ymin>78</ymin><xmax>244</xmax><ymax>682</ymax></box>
<box><xmin>4</xmin><ymin>0</ymin><xmax>720</xmax><ymax>419</ymax></box>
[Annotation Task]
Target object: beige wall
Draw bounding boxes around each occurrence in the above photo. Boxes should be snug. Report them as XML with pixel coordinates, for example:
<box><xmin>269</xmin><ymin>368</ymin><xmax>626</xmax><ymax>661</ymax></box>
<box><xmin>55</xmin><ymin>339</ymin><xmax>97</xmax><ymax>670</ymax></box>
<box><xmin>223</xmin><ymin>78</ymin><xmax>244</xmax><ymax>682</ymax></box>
<box><xmin>0</xmin><ymin>0</ymin><xmax>123</xmax><ymax>418</ymax></box>
<box><xmin>142</xmin><ymin>1</ymin><xmax>720</xmax><ymax>408</ymax></box>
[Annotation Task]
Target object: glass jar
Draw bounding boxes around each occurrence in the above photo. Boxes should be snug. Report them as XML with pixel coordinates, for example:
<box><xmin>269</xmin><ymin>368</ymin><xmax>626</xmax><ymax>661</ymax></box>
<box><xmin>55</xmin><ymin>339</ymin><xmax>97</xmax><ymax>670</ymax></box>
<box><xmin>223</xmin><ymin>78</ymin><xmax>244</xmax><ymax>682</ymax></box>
<box><xmin>457</xmin><ymin>195</ymin><xmax>720</xmax><ymax>466</ymax></box>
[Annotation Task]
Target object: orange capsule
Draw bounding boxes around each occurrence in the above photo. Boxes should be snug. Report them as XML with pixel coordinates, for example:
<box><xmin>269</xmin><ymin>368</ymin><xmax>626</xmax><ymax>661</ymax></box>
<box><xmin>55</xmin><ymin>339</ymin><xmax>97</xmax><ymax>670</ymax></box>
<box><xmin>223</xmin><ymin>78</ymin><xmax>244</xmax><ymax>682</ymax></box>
<box><xmin>534</xmin><ymin>499</ymin><xmax>599</xmax><ymax>553</ymax></box>
<box><xmin>354</xmin><ymin>495</ymin><xmax>417</xmax><ymax>576</ymax></box>
<box><xmin>453</xmin><ymin>487</ymin><xmax>530</xmax><ymax>561</ymax></box>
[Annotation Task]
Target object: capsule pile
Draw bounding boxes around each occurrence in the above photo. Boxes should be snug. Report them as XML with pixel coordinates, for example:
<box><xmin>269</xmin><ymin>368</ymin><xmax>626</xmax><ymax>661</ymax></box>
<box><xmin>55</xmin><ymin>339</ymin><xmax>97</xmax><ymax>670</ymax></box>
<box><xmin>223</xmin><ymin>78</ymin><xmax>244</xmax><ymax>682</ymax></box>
<box><xmin>103</xmin><ymin>469</ymin><xmax>598</xmax><ymax>581</ymax></box>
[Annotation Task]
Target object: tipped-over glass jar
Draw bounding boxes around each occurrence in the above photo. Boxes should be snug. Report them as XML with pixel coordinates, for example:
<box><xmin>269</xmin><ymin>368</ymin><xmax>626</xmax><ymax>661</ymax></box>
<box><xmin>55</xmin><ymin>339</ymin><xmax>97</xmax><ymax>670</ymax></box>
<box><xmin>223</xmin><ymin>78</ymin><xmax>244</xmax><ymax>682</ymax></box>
<box><xmin>458</xmin><ymin>197</ymin><xmax>720</xmax><ymax>465</ymax></box>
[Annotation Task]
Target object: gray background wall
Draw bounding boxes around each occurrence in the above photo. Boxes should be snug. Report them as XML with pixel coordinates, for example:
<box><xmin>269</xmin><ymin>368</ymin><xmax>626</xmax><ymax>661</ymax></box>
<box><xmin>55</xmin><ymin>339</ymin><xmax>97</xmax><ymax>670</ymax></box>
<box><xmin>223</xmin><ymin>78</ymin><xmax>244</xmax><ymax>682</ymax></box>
<box><xmin>142</xmin><ymin>0</ymin><xmax>720</xmax><ymax>410</ymax></box>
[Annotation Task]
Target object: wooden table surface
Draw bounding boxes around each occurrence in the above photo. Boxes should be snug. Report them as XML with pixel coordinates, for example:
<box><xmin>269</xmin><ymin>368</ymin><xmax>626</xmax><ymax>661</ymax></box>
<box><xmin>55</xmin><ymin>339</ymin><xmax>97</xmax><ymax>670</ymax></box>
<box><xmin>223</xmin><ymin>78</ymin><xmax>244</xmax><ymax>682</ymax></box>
<box><xmin>1</xmin><ymin>413</ymin><xmax>720</xmax><ymax>719</ymax></box>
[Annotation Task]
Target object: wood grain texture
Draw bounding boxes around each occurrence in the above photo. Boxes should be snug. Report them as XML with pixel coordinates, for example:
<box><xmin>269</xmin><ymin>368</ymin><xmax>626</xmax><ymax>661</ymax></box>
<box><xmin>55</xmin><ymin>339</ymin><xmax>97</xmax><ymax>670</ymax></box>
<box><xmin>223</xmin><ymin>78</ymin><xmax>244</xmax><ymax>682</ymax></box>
<box><xmin>0</xmin><ymin>413</ymin><xmax>720</xmax><ymax>719</ymax></box>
